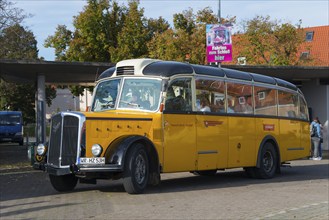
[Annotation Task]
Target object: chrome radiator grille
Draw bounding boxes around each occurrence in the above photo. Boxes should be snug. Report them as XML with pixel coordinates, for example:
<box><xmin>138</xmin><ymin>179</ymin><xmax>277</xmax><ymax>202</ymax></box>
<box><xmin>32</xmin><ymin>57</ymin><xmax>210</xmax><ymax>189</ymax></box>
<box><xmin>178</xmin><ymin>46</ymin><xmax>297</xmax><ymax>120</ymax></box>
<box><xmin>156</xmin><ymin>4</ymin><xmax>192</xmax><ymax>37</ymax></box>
<box><xmin>48</xmin><ymin>113</ymin><xmax>83</xmax><ymax>167</ymax></box>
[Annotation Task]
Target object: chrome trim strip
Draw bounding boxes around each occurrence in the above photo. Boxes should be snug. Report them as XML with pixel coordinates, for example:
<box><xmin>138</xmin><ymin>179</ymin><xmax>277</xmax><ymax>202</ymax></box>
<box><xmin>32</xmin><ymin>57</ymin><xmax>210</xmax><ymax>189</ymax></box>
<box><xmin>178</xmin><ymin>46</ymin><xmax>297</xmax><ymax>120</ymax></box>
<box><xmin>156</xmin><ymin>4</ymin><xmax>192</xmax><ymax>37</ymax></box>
<box><xmin>287</xmin><ymin>147</ymin><xmax>304</xmax><ymax>151</ymax></box>
<box><xmin>198</xmin><ymin>150</ymin><xmax>218</xmax><ymax>154</ymax></box>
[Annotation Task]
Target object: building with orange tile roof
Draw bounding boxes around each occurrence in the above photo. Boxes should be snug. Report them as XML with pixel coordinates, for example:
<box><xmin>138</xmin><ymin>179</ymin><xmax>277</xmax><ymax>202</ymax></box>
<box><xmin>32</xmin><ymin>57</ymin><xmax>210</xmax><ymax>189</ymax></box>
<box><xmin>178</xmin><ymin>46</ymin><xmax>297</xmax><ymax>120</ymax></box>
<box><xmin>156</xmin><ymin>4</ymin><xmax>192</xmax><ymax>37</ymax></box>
<box><xmin>299</xmin><ymin>26</ymin><xmax>329</xmax><ymax>66</ymax></box>
<box><xmin>228</xmin><ymin>25</ymin><xmax>328</xmax><ymax>66</ymax></box>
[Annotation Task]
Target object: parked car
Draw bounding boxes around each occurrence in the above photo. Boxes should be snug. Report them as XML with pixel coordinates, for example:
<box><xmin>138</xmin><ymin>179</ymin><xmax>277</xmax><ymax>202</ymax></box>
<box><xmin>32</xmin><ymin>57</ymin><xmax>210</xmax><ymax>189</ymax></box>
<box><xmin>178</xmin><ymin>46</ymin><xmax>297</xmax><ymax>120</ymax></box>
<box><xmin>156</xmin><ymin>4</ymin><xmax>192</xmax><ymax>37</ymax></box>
<box><xmin>0</xmin><ymin>111</ymin><xmax>24</xmax><ymax>145</ymax></box>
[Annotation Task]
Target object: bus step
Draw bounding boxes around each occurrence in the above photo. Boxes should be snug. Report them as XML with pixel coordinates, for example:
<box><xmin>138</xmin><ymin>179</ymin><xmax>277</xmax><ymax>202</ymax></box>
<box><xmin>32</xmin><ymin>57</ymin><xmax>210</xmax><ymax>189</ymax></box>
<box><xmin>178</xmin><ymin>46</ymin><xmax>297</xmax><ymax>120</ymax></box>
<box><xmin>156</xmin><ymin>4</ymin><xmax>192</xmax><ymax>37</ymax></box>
<box><xmin>281</xmin><ymin>162</ymin><xmax>291</xmax><ymax>168</ymax></box>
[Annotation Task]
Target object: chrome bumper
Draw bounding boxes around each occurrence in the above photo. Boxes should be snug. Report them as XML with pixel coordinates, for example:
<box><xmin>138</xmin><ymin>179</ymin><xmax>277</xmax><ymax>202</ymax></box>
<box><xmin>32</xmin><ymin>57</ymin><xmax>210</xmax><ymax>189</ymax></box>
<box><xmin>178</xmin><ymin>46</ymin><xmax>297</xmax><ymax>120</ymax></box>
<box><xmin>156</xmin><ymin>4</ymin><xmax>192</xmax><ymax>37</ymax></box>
<box><xmin>43</xmin><ymin>163</ymin><xmax>123</xmax><ymax>176</ymax></box>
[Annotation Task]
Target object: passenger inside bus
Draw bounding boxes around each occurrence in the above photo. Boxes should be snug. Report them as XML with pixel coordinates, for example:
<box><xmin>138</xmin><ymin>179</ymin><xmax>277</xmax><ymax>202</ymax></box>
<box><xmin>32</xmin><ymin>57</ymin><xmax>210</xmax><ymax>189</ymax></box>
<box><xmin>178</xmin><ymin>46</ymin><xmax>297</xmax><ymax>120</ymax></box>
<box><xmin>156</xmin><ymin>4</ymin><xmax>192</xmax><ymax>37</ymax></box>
<box><xmin>165</xmin><ymin>87</ymin><xmax>186</xmax><ymax>111</ymax></box>
<box><xmin>127</xmin><ymin>91</ymin><xmax>143</xmax><ymax>108</ymax></box>
<box><xmin>216</xmin><ymin>99</ymin><xmax>225</xmax><ymax>113</ymax></box>
<box><xmin>200</xmin><ymin>97</ymin><xmax>211</xmax><ymax>112</ymax></box>
<box><xmin>227</xmin><ymin>98</ymin><xmax>235</xmax><ymax>113</ymax></box>
<box><xmin>234</xmin><ymin>96</ymin><xmax>253</xmax><ymax>114</ymax></box>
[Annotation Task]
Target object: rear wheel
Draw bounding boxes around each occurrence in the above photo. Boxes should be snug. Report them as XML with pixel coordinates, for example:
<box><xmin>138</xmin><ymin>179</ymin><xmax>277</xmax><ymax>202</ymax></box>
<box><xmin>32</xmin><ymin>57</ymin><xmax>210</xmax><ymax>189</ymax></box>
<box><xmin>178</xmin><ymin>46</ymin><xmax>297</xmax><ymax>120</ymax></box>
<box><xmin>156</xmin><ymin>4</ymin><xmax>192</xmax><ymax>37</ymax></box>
<box><xmin>49</xmin><ymin>174</ymin><xmax>78</xmax><ymax>192</ymax></box>
<box><xmin>253</xmin><ymin>142</ymin><xmax>278</xmax><ymax>179</ymax></box>
<box><xmin>123</xmin><ymin>143</ymin><xmax>149</xmax><ymax>194</ymax></box>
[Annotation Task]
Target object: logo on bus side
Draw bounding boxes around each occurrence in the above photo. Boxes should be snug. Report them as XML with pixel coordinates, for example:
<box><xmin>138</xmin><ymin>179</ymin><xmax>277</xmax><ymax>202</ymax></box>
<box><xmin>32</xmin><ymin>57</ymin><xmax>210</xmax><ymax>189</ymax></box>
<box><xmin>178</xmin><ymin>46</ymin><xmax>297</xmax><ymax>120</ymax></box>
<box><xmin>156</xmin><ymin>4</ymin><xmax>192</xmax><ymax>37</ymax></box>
<box><xmin>204</xmin><ymin>121</ymin><xmax>223</xmax><ymax>127</ymax></box>
<box><xmin>263</xmin><ymin>124</ymin><xmax>275</xmax><ymax>131</ymax></box>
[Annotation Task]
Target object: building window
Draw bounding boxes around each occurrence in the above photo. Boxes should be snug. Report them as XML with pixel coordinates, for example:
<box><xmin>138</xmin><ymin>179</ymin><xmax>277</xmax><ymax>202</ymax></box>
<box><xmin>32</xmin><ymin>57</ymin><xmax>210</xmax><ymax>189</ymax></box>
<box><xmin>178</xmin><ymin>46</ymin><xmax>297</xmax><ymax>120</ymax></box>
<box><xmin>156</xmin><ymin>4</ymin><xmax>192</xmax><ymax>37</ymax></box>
<box><xmin>300</xmin><ymin>51</ymin><xmax>310</xmax><ymax>60</ymax></box>
<box><xmin>306</xmin><ymin>31</ymin><xmax>314</xmax><ymax>41</ymax></box>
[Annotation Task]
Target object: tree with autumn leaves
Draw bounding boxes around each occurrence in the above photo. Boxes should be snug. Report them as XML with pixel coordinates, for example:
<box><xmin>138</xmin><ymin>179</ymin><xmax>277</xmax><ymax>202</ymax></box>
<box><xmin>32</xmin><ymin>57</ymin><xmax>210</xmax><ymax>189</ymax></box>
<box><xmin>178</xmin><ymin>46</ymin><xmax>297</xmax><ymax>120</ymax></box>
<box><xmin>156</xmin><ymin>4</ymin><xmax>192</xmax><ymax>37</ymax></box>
<box><xmin>46</xmin><ymin>0</ymin><xmax>310</xmax><ymax>68</ymax></box>
<box><xmin>45</xmin><ymin>1</ymin><xmax>218</xmax><ymax>65</ymax></box>
<box><xmin>234</xmin><ymin>15</ymin><xmax>311</xmax><ymax>66</ymax></box>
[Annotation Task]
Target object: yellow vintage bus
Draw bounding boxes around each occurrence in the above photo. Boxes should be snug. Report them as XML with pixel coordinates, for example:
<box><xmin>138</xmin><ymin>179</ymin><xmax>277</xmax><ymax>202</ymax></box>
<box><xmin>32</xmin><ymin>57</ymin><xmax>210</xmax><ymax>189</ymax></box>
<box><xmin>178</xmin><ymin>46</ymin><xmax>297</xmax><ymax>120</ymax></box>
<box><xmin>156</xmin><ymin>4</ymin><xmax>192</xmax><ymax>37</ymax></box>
<box><xmin>34</xmin><ymin>58</ymin><xmax>311</xmax><ymax>194</ymax></box>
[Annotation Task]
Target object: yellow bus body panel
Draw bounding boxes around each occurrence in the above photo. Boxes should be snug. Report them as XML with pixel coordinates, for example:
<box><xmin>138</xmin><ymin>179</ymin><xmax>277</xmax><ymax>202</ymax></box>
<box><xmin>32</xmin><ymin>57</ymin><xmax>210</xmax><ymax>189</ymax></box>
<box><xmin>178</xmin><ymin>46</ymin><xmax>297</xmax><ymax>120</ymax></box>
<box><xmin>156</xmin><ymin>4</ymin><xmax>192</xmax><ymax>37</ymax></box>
<box><xmin>255</xmin><ymin>118</ymin><xmax>280</xmax><ymax>161</ymax></box>
<box><xmin>162</xmin><ymin>114</ymin><xmax>196</xmax><ymax>172</ymax></box>
<box><xmin>196</xmin><ymin>115</ymin><xmax>228</xmax><ymax>170</ymax></box>
<box><xmin>227</xmin><ymin>117</ymin><xmax>256</xmax><ymax>168</ymax></box>
<box><xmin>83</xmin><ymin>110</ymin><xmax>310</xmax><ymax>173</ymax></box>
<box><xmin>84</xmin><ymin>111</ymin><xmax>163</xmax><ymax>162</ymax></box>
<box><xmin>279</xmin><ymin>119</ymin><xmax>311</xmax><ymax>161</ymax></box>
<box><xmin>300</xmin><ymin>121</ymin><xmax>312</xmax><ymax>158</ymax></box>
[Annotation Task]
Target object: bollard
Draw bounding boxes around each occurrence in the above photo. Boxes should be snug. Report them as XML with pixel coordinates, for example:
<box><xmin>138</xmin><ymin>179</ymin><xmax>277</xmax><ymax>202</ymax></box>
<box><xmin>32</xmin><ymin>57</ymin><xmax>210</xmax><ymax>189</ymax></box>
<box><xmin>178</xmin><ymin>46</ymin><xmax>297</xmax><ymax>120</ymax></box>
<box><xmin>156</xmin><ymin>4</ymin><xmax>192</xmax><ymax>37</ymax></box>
<box><xmin>27</xmin><ymin>144</ymin><xmax>35</xmax><ymax>165</ymax></box>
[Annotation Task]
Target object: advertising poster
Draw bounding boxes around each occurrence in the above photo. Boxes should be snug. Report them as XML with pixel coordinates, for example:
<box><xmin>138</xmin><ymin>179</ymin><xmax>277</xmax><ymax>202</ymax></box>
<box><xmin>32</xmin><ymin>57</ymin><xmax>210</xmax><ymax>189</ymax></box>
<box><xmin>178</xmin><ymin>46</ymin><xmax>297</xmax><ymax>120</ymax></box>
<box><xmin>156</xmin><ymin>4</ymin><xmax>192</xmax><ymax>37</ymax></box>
<box><xmin>206</xmin><ymin>24</ymin><xmax>232</xmax><ymax>63</ymax></box>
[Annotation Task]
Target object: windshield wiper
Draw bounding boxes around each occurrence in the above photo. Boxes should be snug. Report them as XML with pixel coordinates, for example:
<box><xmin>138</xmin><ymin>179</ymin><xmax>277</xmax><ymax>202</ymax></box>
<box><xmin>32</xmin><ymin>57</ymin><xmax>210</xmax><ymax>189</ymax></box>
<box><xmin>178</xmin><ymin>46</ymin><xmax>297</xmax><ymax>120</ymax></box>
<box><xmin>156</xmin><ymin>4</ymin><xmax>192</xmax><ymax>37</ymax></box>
<box><xmin>119</xmin><ymin>100</ymin><xmax>140</xmax><ymax>107</ymax></box>
<box><xmin>101</xmin><ymin>101</ymin><xmax>115</xmax><ymax>109</ymax></box>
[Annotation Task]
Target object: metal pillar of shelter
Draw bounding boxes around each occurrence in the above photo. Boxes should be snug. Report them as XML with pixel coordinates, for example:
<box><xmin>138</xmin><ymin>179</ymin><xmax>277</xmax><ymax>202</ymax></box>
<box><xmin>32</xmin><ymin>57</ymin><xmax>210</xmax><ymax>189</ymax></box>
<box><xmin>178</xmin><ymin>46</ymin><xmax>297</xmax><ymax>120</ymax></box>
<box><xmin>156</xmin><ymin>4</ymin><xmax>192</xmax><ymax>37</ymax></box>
<box><xmin>36</xmin><ymin>74</ymin><xmax>46</xmax><ymax>144</ymax></box>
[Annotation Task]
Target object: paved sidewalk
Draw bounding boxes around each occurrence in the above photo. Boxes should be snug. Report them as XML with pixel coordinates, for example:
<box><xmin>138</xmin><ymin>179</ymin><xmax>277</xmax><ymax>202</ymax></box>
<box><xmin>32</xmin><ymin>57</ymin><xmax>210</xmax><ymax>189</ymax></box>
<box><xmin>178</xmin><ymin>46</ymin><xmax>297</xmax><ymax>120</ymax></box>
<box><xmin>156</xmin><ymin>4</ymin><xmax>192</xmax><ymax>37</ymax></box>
<box><xmin>262</xmin><ymin>201</ymin><xmax>329</xmax><ymax>219</ymax></box>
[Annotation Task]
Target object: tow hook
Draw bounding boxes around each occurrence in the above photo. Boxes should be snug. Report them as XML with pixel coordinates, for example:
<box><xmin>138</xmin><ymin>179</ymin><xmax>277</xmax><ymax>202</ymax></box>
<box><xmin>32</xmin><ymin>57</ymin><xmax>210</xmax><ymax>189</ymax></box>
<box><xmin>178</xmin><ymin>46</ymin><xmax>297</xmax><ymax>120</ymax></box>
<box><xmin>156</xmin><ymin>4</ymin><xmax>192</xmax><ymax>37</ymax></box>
<box><xmin>70</xmin><ymin>164</ymin><xmax>80</xmax><ymax>173</ymax></box>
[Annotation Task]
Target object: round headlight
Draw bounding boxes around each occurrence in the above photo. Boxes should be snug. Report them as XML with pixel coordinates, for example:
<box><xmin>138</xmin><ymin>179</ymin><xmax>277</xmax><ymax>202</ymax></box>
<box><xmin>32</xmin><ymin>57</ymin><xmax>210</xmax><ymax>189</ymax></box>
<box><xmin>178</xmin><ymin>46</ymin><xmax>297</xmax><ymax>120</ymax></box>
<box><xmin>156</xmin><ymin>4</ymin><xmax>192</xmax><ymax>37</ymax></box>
<box><xmin>36</xmin><ymin>144</ymin><xmax>46</xmax><ymax>156</ymax></box>
<box><xmin>91</xmin><ymin>144</ymin><xmax>103</xmax><ymax>156</ymax></box>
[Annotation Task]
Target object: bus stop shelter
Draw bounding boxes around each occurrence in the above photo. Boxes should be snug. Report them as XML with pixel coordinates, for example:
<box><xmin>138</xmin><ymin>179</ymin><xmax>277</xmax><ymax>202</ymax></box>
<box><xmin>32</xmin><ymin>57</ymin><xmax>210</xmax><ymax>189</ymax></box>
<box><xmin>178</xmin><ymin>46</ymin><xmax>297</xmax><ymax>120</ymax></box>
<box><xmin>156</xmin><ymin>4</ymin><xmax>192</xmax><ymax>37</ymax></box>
<box><xmin>0</xmin><ymin>60</ymin><xmax>114</xmax><ymax>145</ymax></box>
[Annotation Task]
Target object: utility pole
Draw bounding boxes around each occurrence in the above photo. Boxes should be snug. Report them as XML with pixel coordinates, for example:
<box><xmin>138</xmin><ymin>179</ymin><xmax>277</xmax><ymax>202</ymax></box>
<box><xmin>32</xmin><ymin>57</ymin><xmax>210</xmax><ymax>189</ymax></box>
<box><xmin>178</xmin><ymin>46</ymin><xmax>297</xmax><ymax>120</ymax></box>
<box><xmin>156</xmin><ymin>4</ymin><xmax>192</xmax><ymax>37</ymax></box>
<box><xmin>218</xmin><ymin>0</ymin><xmax>221</xmax><ymax>24</ymax></box>
<box><xmin>217</xmin><ymin>0</ymin><xmax>221</xmax><ymax>68</ymax></box>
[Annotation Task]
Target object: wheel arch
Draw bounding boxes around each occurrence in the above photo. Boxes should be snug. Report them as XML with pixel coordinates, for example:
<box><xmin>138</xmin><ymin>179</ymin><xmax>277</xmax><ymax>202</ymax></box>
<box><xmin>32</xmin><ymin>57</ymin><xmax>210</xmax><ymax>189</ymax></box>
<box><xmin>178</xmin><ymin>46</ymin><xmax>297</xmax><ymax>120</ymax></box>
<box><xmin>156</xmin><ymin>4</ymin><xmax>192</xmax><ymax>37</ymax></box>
<box><xmin>256</xmin><ymin>135</ymin><xmax>281</xmax><ymax>172</ymax></box>
<box><xmin>104</xmin><ymin>135</ymin><xmax>160</xmax><ymax>179</ymax></box>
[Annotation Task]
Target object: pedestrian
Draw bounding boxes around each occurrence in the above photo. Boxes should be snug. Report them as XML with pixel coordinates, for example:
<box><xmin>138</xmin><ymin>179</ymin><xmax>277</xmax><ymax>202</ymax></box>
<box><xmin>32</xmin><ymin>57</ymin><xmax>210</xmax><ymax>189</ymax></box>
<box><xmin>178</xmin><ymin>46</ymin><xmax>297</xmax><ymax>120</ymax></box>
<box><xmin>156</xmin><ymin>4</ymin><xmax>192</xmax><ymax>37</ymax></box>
<box><xmin>315</xmin><ymin>117</ymin><xmax>323</xmax><ymax>159</ymax></box>
<box><xmin>310</xmin><ymin>117</ymin><xmax>323</xmax><ymax>160</ymax></box>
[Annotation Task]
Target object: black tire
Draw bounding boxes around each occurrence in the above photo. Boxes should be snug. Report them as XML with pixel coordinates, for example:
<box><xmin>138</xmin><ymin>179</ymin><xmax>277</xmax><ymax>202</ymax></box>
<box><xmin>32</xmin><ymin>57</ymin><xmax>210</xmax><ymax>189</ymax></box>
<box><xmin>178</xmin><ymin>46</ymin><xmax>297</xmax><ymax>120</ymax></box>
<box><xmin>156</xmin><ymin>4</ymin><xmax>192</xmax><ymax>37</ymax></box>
<box><xmin>123</xmin><ymin>143</ymin><xmax>149</xmax><ymax>194</ymax></box>
<box><xmin>49</xmin><ymin>174</ymin><xmax>78</xmax><ymax>192</ymax></box>
<box><xmin>253</xmin><ymin>142</ymin><xmax>278</xmax><ymax>179</ymax></box>
<box><xmin>194</xmin><ymin>170</ymin><xmax>217</xmax><ymax>176</ymax></box>
<box><xmin>18</xmin><ymin>139</ymin><xmax>23</xmax><ymax>146</ymax></box>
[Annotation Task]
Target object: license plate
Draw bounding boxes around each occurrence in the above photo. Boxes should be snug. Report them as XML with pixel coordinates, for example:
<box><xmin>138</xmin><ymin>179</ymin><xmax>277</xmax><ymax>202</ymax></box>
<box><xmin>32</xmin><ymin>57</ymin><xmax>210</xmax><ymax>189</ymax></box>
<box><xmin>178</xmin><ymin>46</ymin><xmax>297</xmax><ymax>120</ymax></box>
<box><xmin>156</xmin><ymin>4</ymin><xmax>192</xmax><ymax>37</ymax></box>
<box><xmin>79</xmin><ymin>157</ymin><xmax>105</xmax><ymax>165</ymax></box>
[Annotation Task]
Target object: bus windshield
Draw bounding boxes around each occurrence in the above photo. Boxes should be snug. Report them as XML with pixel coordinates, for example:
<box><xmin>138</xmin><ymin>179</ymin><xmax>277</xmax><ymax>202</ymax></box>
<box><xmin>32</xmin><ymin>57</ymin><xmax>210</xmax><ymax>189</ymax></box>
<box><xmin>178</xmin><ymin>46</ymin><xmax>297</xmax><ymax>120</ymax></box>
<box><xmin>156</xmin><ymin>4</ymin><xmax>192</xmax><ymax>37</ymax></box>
<box><xmin>92</xmin><ymin>78</ymin><xmax>162</xmax><ymax>112</ymax></box>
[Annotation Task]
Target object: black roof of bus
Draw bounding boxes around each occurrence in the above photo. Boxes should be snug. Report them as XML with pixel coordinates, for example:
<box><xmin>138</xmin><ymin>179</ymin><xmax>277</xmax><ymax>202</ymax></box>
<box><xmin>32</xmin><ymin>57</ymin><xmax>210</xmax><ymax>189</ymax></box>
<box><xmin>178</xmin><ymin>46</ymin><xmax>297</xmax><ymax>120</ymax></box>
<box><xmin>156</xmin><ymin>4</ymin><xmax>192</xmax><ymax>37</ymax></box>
<box><xmin>97</xmin><ymin>60</ymin><xmax>297</xmax><ymax>91</ymax></box>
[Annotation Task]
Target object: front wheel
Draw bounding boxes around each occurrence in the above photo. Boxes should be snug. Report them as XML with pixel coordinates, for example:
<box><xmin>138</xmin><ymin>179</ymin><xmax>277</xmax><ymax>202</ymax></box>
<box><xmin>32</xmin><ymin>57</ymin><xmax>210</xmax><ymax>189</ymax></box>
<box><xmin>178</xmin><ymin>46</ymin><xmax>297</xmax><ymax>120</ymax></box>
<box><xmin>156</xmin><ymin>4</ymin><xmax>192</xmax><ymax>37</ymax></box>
<box><xmin>49</xmin><ymin>174</ymin><xmax>78</xmax><ymax>192</ymax></box>
<box><xmin>253</xmin><ymin>142</ymin><xmax>278</xmax><ymax>179</ymax></box>
<box><xmin>123</xmin><ymin>143</ymin><xmax>149</xmax><ymax>194</ymax></box>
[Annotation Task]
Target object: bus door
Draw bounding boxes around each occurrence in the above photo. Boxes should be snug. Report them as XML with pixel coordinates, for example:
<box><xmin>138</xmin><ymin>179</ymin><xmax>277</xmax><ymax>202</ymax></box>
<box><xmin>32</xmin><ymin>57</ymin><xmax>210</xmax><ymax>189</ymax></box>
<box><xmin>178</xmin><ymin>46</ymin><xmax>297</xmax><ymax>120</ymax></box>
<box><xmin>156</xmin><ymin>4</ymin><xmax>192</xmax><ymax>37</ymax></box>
<box><xmin>194</xmin><ymin>78</ymin><xmax>229</xmax><ymax>170</ymax></box>
<box><xmin>162</xmin><ymin>78</ymin><xmax>196</xmax><ymax>172</ymax></box>
<box><xmin>228</xmin><ymin>117</ymin><xmax>256</xmax><ymax>167</ymax></box>
<box><xmin>196</xmin><ymin>114</ymin><xmax>228</xmax><ymax>170</ymax></box>
<box><xmin>278</xmin><ymin>91</ymin><xmax>301</xmax><ymax>161</ymax></box>
<box><xmin>227</xmin><ymin>82</ymin><xmax>256</xmax><ymax>168</ymax></box>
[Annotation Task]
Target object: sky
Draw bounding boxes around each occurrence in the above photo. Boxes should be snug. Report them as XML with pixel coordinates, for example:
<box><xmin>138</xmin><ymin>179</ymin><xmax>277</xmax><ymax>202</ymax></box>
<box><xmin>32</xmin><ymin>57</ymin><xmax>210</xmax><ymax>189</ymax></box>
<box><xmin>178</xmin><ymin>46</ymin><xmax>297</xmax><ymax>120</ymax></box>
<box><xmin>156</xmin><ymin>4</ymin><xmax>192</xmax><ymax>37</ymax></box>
<box><xmin>12</xmin><ymin>0</ymin><xmax>329</xmax><ymax>61</ymax></box>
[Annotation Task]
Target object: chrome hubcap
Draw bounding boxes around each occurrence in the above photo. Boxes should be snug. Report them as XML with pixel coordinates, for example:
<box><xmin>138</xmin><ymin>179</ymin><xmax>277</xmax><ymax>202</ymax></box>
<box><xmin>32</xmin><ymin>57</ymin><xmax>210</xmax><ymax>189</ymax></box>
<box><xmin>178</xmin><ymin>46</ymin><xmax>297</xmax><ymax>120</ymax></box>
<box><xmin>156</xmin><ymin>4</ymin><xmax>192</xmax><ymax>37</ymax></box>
<box><xmin>263</xmin><ymin>151</ymin><xmax>273</xmax><ymax>173</ymax></box>
<box><xmin>135</xmin><ymin>154</ymin><xmax>146</xmax><ymax>184</ymax></box>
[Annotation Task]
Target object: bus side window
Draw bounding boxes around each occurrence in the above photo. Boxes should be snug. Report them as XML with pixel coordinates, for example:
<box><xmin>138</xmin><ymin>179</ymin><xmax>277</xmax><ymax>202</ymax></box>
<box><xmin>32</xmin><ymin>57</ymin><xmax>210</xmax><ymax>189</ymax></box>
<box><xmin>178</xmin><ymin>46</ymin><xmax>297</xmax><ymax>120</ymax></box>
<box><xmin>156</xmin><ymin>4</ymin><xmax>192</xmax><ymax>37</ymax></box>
<box><xmin>254</xmin><ymin>86</ymin><xmax>277</xmax><ymax>116</ymax></box>
<box><xmin>299</xmin><ymin>96</ymin><xmax>309</xmax><ymax>120</ymax></box>
<box><xmin>195</xmin><ymin>78</ymin><xmax>225</xmax><ymax>113</ymax></box>
<box><xmin>227</xmin><ymin>82</ymin><xmax>253</xmax><ymax>114</ymax></box>
<box><xmin>278</xmin><ymin>90</ymin><xmax>298</xmax><ymax>118</ymax></box>
<box><xmin>165</xmin><ymin>78</ymin><xmax>192</xmax><ymax>111</ymax></box>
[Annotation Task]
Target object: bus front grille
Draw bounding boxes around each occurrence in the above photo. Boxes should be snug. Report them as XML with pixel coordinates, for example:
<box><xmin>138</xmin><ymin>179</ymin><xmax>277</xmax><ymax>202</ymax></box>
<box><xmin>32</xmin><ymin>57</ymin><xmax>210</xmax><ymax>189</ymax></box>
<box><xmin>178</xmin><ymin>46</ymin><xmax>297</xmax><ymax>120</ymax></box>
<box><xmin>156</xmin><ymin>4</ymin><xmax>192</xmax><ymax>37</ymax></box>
<box><xmin>48</xmin><ymin>113</ymin><xmax>81</xmax><ymax>167</ymax></box>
